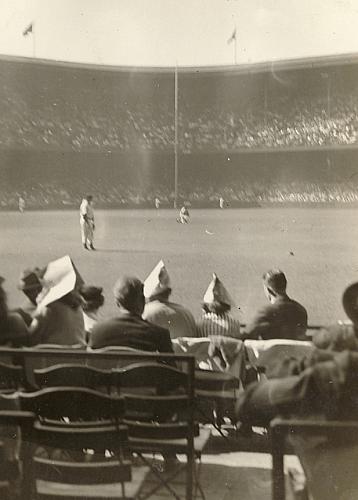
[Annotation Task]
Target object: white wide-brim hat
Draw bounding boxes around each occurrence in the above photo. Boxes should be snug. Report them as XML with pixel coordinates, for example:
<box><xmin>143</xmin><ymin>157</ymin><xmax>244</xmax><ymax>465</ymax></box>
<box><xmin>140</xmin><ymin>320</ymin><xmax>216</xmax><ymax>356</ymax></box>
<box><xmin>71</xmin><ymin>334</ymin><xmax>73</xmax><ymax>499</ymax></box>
<box><xmin>36</xmin><ymin>255</ymin><xmax>84</xmax><ymax>308</ymax></box>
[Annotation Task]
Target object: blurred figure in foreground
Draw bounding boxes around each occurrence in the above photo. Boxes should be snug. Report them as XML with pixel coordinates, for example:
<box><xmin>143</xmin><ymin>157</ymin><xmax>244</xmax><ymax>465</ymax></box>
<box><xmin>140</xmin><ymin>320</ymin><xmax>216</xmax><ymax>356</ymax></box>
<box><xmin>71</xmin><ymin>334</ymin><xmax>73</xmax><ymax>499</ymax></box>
<box><xmin>311</xmin><ymin>281</ymin><xmax>358</xmax><ymax>351</ymax></box>
<box><xmin>245</xmin><ymin>269</ymin><xmax>307</xmax><ymax>340</ymax></box>
<box><xmin>143</xmin><ymin>260</ymin><xmax>197</xmax><ymax>339</ymax></box>
<box><xmin>197</xmin><ymin>273</ymin><xmax>241</xmax><ymax>339</ymax></box>
<box><xmin>0</xmin><ymin>277</ymin><xmax>31</xmax><ymax>346</ymax></box>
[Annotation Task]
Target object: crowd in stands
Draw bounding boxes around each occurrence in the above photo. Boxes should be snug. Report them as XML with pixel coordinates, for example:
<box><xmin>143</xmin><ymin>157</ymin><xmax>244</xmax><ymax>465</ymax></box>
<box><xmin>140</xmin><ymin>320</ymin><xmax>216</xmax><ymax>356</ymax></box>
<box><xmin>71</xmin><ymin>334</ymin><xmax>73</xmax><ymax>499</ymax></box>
<box><xmin>1</xmin><ymin>71</ymin><xmax>358</xmax><ymax>153</ymax></box>
<box><xmin>2</xmin><ymin>179</ymin><xmax>358</xmax><ymax>209</ymax></box>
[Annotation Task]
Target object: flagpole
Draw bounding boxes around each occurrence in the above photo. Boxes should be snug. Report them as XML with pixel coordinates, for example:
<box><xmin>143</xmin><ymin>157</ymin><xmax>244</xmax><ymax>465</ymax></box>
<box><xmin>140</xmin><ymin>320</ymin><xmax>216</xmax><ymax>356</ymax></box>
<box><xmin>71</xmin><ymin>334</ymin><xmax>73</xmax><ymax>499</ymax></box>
<box><xmin>32</xmin><ymin>22</ymin><xmax>36</xmax><ymax>58</ymax></box>
<box><xmin>174</xmin><ymin>63</ymin><xmax>178</xmax><ymax>209</ymax></box>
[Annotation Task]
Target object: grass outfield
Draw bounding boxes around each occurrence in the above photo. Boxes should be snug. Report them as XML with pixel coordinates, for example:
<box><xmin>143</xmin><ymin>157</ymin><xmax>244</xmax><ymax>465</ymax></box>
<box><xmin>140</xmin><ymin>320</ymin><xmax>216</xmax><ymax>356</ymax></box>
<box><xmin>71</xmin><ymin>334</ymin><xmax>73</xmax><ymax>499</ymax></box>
<box><xmin>1</xmin><ymin>207</ymin><xmax>358</xmax><ymax>326</ymax></box>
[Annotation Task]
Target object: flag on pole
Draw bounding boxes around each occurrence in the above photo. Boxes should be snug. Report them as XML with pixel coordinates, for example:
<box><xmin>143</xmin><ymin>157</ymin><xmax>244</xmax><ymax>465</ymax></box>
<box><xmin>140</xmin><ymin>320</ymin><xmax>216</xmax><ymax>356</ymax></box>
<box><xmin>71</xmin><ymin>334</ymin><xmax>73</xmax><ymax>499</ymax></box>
<box><xmin>227</xmin><ymin>28</ymin><xmax>236</xmax><ymax>45</ymax></box>
<box><xmin>22</xmin><ymin>23</ymin><xmax>33</xmax><ymax>37</ymax></box>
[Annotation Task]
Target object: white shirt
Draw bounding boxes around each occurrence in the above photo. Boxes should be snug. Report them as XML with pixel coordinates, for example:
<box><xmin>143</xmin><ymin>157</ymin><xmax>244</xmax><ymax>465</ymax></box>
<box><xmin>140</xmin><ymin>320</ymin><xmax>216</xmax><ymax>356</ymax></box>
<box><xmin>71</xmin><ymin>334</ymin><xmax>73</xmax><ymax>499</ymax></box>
<box><xmin>80</xmin><ymin>199</ymin><xmax>94</xmax><ymax>220</ymax></box>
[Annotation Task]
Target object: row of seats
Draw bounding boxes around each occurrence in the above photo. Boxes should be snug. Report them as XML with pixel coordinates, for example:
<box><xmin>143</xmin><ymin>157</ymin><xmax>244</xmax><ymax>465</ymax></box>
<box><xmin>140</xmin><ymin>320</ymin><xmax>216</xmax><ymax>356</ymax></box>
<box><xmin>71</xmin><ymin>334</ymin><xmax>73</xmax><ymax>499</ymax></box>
<box><xmin>0</xmin><ymin>349</ymin><xmax>214</xmax><ymax>500</ymax></box>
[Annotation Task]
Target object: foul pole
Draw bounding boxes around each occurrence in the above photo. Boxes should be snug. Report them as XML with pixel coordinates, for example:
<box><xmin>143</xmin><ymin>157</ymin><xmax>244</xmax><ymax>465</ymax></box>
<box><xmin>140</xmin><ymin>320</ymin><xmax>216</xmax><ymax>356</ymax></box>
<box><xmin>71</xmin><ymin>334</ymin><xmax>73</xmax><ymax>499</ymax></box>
<box><xmin>174</xmin><ymin>64</ymin><xmax>179</xmax><ymax>209</ymax></box>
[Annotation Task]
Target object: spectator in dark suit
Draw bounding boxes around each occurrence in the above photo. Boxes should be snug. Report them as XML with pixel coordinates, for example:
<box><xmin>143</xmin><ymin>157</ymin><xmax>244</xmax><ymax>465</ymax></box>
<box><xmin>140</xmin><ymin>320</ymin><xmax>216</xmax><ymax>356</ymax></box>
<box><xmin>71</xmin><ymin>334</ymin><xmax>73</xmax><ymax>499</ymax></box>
<box><xmin>245</xmin><ymin>269</ymin><xmax>307</xmax><ymax>340</ymax></box>
<box><xmin>89</xmin><ymin>275</ymin><xmax>174</xmax><ymax>354</ymax></box>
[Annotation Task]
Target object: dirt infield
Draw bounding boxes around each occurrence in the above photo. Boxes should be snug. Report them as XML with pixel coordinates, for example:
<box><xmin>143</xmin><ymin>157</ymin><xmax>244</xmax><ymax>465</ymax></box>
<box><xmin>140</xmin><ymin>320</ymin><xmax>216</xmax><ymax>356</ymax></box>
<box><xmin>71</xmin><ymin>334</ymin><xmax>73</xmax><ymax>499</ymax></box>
<box><xmin>1</xmin><ymin>208</ymin><xmax>357</xmax><ymax>325</ymax></box>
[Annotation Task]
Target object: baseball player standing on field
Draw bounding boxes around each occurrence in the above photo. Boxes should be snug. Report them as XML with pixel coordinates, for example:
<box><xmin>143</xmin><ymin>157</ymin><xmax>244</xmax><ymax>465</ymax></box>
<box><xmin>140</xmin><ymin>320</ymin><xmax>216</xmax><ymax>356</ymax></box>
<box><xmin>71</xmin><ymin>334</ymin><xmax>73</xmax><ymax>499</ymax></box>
<box><xmin>80</xmin><ymin>195</ymin><xmax>95</xmax><ymax>250</ymax></box>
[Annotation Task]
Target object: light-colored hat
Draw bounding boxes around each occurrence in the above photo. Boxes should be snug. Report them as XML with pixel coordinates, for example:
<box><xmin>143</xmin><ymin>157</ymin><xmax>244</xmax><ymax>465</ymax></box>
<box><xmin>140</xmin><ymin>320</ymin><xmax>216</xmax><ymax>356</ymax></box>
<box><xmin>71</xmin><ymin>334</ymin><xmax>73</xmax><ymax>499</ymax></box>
<box><xmin>144</xmin><ymin>260</ymin><xmax>171</xmax><ymax>299</ymax></box>
<box><xmin>36</xmin><ymin>255</ymin><xmax>84</xmax><ymax>308</ymax></box>
<box><xmin>203</xmin><ymin>273</ymin><xmax>235</xmax><ymax>307</ymax></box>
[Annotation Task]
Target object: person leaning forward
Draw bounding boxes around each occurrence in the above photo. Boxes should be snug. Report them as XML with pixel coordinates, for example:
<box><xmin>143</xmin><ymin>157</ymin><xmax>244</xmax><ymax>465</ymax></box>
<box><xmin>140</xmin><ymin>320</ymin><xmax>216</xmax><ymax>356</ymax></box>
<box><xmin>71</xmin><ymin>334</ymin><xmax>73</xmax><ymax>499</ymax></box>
<box><xmin>89</xmin><ymin>275</ymin><xmax>174</xmax><ymax>356</ymax></box>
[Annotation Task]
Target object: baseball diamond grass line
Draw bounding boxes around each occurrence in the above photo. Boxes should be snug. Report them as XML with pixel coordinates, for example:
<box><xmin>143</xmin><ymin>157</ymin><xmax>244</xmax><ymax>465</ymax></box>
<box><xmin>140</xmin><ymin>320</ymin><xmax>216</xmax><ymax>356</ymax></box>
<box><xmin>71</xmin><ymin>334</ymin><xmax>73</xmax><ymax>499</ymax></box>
<box><xmin>1</xmin><ymin>208</ymin><xmax>357</xmax><ymax>326</ymax></box>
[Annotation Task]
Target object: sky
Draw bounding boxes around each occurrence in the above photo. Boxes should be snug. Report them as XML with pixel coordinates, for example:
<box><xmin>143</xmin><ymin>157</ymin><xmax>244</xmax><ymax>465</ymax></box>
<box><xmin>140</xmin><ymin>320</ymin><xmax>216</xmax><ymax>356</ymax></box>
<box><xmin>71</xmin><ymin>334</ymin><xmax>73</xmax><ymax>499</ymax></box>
<box><xmin>0</xmin><ymin>0</ymin><xmax>358</xmax><ymax>67</ymax></box>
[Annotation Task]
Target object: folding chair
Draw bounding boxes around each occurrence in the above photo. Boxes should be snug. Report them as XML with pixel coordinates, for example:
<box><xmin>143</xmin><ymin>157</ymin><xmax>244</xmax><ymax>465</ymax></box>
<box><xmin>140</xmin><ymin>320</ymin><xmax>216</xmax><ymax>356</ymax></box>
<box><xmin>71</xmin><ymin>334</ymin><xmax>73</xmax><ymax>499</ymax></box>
<box><xmin>19</xmin><ymin>387</ymin><xmax>148</xmax><ymax>499</ymax></box>
<box><xmin>86</xmin><ymin>346</ymin><xmax>149</xmax><ymax>370</ymax></box>
<box><xmin>21</xmin><ymin>345</ymin><xmax>87</xmax><ymax>389</ymax></box>
<box><xmin>0</xmin><ymin>362</ymin><xmax>26</xmax><ymax>393</ymax></box>
<box><xmin>0</xmin><ymin>410</ymin><xmax>35</xmax><ymax>500</ymax></box>
<box><xmin>19</xmin><ymin>386</ymin><xmax>124</xmax><ymax>424</ymax></box>
<box><xmin>115</xmin><ymin>362</ymin><xmax>211</xmax><ymax>500</ymax></box>
<box><xmin>271</xmin><ymin>418</ymin><xmax>358</xmax><ymax>500</ymax></box>
<box><xmin>194</xmin><ymin>369</ymin><xmax>240</xmax><ymax>433</ymax></box>
<box><xmin>34</xmin><ymin>364</ymin><xmax>113</xmax><ymax>393</ymax></box>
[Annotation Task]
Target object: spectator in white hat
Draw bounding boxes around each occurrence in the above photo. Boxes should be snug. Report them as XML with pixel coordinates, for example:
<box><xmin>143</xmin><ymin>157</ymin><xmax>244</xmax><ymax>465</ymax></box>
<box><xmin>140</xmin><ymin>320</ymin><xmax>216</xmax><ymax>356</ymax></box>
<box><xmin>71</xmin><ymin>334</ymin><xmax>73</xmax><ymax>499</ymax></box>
<box><xmin>30</xmin><ymin>256</ymin><xmax>86</xmax><ymax>346</ymax></box>
<box><xmin>143</xmin><ymin>260</ymin><xmax>197</xmax><ymax>339</ymax></box>
<box><xmin>197</xmin><ymin>273</ymin><xmax>241</xmax><ymax>339</ymax></box>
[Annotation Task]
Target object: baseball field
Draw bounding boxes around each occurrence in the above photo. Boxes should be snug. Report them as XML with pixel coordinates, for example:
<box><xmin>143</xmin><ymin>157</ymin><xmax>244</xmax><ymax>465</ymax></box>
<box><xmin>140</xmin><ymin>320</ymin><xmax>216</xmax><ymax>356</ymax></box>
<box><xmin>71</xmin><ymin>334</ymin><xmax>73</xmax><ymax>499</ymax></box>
<box><xmin>1</xmin><ymin>207</ymin><xmax>357</xmax><ymax>326</ymax></box>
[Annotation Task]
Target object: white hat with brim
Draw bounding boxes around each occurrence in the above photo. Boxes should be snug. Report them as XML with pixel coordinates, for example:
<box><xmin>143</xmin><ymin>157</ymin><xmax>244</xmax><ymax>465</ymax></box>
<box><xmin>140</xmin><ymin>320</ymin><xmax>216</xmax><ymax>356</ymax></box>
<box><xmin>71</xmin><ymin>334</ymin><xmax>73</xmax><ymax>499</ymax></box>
<box><xmin>203</xmin><ymin>273</ymin><xmax>236</xmax><ymax>307</ymax></box>
<box><xmin>144</xmin><ymin>260</ymin><xmax>171</xmax><ymax>299</ymax></box>
<box><xmin>36</xmin><ymin>255</ymin><xmax>84</xmax><ymax>308</ymax></box>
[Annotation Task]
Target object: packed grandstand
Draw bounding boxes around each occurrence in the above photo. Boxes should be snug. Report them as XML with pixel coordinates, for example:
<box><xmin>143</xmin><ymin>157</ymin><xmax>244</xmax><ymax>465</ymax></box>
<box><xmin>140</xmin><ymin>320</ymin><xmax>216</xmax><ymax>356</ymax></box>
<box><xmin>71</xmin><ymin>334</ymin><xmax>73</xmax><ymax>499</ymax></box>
<box><xmin>1</xmin><ymin>54</ymin><xmax>358</xmax><ymax>208</ymax></box>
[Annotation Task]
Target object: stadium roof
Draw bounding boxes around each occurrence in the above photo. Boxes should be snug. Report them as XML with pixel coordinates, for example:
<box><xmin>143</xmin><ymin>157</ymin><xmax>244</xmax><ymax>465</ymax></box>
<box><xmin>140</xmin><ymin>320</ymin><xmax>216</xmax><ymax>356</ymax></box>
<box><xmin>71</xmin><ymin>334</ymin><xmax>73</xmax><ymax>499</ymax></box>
<box><xmin>1</xmin><ymin>51</ymin><xmax>358</xmax><ymax>76</ymax></box>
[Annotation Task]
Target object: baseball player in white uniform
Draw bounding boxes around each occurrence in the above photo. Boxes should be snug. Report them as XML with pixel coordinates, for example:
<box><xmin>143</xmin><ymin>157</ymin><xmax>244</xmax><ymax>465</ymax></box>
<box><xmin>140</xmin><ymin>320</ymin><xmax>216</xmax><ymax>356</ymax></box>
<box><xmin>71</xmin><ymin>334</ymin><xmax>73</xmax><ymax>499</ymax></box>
<box><xmin>80</xmin><ymin>195</ymin><xmax>95</xmax><ymax>250</ymax></box>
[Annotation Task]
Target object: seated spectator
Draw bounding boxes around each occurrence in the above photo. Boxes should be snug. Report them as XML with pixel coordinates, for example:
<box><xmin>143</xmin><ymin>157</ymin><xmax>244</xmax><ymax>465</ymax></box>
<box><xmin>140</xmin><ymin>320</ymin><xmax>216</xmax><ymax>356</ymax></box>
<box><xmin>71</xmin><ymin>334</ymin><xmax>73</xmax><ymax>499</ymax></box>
<box><xmin>13</xmin><ymin>267</ymin><xmax>45</xmax><ymax>326</ymax></box>
<box><xmin>245</xmin><ymin>269</ymin><xmax>307</xmax><ymax>340</ymax></box>
<box><xmin>313</xmin><ymin>282</ymin><xmax>358</xmax><ymax>352</ymax></box>
<box><xmin>0</xmin><ymin>277</ymin><xmax>31</xmax><ymax>347</ymax></box>
<box><xmin>236</xmin><ymin>350</ymin><xmax>358</xmax><ymax>500</ymax></box>
<box><xmin>89</xmin><ymin>275</ymin><xmax>174</xmax><ymax>354</ymax></box>
<box><xmin>80</xmin><ymin>285</ymin><xmax>105</xmax><ymax>335</ymax></box>
<box><xmin>143</xmin><ymin>260</ymin><xmax>197</xmax><ymax>338</ymax></box>
<box><xmin>30</xmin><ymin>256</ymin><xmax>86</xmax><ymax>346</ymax></box>
<box><xmin>196</xmin><ymin>273</ymin><xmax>241</xmax><ymax>339</ymax></box>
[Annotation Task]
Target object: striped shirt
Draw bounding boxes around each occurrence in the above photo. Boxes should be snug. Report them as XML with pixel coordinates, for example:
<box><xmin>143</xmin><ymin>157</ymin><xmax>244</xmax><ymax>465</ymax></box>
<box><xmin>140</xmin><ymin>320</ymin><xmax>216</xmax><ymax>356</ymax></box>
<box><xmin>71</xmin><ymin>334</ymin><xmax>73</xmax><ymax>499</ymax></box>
<box><xmin>143</xmin><ymin>300</ymin><xmax>198</xmax><ymax>339</ymax></box>
<box><xmin>196</xmin><ymin>312</ymin><xmax>241</xmax><ymax>339</ymax></box>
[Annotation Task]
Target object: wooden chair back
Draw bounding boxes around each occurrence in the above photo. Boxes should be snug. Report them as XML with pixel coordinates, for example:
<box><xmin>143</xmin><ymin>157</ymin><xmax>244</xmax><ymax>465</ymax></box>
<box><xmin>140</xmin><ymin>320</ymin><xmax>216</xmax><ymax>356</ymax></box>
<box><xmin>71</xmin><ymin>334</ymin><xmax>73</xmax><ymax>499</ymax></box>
<box><xmin>19</xmin><ymin>387</ymin><xmax>125</xmax><ymax>423</ymax></box>
<box><xmin>34</xmin><ymin>364</ymin><xmax>113</xmax><ymax>393</ymax></box>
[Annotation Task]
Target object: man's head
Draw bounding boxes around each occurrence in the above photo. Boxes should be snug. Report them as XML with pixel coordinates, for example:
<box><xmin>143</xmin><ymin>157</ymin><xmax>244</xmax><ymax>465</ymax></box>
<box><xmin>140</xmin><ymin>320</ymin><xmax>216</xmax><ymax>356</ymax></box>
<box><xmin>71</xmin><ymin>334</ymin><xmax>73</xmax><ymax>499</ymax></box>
<box><xmin>113</xmin><ymin>276</ymin><xmax>145</xmax><ymax>316</ymax></box>
<box><xmin>86</xmin><ymin>195</ymin><xmax>93</xmax><ymax>203</ymax></box>
<box><xmin>18</xmin><ymin>267</ymin><xmax>44</xmax><ymax>305</ymax></box>
<box><xmin>262</xmin><ymin>269</ymin><xmax>287</xmax><ymax>302</ymax></box>
<box><xmin>343</xmin><ymin>282</ymin><xmax>358</xmax><ymax>325</ymax></box>
<box><xmin>80</xmin><ymin>285</ymin><xmax>105</xmax><ymax>313</ymax></box>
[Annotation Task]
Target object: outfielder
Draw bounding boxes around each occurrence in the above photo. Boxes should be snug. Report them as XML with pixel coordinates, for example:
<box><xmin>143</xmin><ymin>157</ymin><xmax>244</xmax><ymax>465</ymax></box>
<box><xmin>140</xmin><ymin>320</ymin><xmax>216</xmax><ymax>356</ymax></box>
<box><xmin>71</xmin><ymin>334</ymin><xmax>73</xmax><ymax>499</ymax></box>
<box><xmin>177</xmin><ymin>205</ymin><xmax>190</xmax><ymax>224</ymax></box>
<box><xmin>80</xmin><ymin>195</ymin><xmax>95</xmax><ymax>250</ymax></box>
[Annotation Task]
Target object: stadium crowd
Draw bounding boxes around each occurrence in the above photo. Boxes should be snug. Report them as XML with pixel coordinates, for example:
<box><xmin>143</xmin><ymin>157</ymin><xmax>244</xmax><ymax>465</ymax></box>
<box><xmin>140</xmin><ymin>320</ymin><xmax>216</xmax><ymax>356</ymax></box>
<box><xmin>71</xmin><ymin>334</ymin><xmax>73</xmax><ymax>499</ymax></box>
<box><xmin>2</xmin><ymin>180</ymin><xmax>358</xmax><ymax>209</ymax></box>
<box><xmin>1</xmin><ymin>75</ymin><xmax>358</xmax><ymax>153</ymax></box>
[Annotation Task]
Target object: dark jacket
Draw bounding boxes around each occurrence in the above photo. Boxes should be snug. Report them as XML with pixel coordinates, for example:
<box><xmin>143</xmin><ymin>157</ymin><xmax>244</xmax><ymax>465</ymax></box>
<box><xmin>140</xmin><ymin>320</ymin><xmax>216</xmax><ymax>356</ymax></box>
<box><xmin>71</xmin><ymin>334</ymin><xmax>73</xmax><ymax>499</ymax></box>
<box><xmin>245</xmin><ymin>294</ymin><xmax>308</xmax><ymax>340</ymax></box>
<box><xmin>236</xmin><ymin>350</ymin><xmax>358</xmax><ymax>426</ymax></box>
<box><xmin>89</xmin><ymin>311</ymin><xmax>174</xmax><ymax>354</ymax></box>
